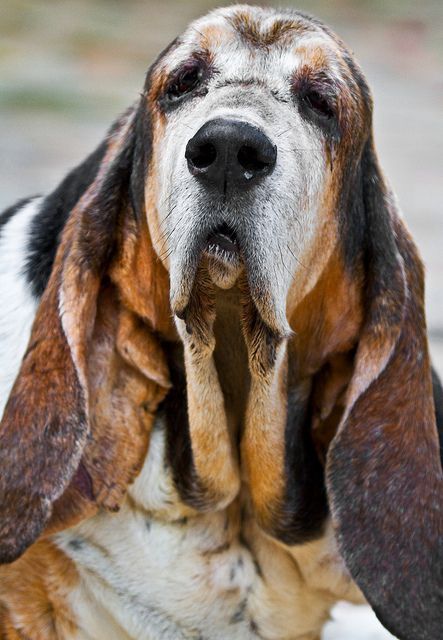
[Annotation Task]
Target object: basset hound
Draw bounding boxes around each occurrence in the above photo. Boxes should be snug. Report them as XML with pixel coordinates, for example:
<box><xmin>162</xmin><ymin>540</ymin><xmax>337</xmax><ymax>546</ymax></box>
<box><xmin>0</xmin><ymin>5</ymin><xmax>442</xmax><ymax>640</ymax></box>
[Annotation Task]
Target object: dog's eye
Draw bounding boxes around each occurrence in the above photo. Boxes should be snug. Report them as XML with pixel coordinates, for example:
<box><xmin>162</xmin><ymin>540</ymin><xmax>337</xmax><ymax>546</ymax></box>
<box><xmin>303</xmin><ymin>90</ymin><xmax>334</xmax><ymax>119</ymax></box>
<box><xmin>167</xmin><ymin>63</ymin><xmax>203</xmax><ymax>102</ymax></box>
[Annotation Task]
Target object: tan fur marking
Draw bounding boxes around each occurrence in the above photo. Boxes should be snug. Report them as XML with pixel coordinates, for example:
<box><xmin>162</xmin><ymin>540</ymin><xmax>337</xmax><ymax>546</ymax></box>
<box><xmin>109</xmin><ymin>211</ymin><xmax>174</xmax><ymax>339</ymax></box>
<box><xmin>241</xmin><ymin>342</ymin><xmax>288</xmax><ymax>527</ymax></box>
<box><xmin>197</xmin><ymin>24</ymin><xmax>234</xmax><ymax>49</ymax></box>
<box><xmin>289</xmin><ymin>251</ymin><xmax>363</xmax><ymax>374</ymax></box>
<box><xmin>116</xmin><ymin>308</ymin><xmax>171</xmax><ymax>389</ymax></box>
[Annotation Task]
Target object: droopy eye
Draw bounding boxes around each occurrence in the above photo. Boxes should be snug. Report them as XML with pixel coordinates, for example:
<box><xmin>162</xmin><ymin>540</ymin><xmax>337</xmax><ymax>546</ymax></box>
<box><xmin>302</xmin><ymin>90</ymin><xmax>335</xmax><ymax>119</ymax></box>
<box><xmin>166</xmin><ymin>62</ymin><xmax>204</xmax><ymax>102</ymax></box>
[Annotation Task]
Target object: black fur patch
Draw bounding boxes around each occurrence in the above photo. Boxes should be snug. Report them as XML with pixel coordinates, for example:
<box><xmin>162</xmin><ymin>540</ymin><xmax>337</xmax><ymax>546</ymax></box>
<box><xmin>271</xmin><ymin>360</ymin><xmax>328</xmax><ymax>545</ymax></box>
<box><xmin>162</xmin><ymin>341</ymin><xmax>210</xmax><ymax>510</ymax></box>
<box><xmin>0</xmin><ymin>197</ymin><xmax>35</xmax><ymax>236</ymax></box>
<box><xmin>76</xmin><ymin>126</ymin><xmax>137</xmax><ymax>276</ymax></box>
<box><xmin>336</xmin><ymin>53</ymin><xmax>372</xmax><ymax>272</ymax></box>
<box><xmin>24</xmin><ymin>139</ymin><xmax>109</xmax><ymax>299</ymax></box>
<box><xmin>338</xmin><ymin>153</ymin><xmax>366</xmax><ymax>270</ymax></box>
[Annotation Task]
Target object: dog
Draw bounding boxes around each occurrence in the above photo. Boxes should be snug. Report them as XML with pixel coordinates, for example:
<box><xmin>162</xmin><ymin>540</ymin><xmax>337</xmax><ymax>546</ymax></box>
<box><xmin>0</xmin><ymin>5</ymin><xmax>442</xmax><ymax>640</ymax></box>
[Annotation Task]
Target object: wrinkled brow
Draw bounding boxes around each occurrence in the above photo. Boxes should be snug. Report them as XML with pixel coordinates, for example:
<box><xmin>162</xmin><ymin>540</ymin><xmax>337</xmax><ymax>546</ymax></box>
<box><xmin>227</xmin><ymin>11</ymin><xmax>318</xmax><ymax>48</ymax></box>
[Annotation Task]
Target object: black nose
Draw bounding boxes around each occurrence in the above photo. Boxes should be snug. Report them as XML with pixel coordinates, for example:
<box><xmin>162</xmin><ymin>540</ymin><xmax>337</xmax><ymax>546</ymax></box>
<box><xmin>185</xmin><ymin>118</ymin><xmax>277</xmax><ymax>193</ymax></box>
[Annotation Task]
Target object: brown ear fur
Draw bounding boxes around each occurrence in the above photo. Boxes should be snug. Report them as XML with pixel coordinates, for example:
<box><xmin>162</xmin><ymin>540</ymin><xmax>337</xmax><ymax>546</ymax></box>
<box><xmin>0</xmin><ymin>107</ymin><xmax>171</xmax><ymax>563</ymax></box>
<box><xmin>326</xmin><ymin>140</ymin><xmax>443</xmax><ymax>640</ymax></box>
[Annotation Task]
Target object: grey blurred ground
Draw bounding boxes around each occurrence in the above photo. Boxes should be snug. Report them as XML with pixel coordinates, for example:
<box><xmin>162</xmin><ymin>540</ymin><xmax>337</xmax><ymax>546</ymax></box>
<box><xmin>0</xmin><ymin>1</ymin><xmax>442</xmax><ymax>638</ymax></box>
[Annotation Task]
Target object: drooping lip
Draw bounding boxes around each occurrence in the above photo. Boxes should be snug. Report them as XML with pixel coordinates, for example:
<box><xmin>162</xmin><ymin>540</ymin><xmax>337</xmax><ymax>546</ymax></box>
<box><xmin>171</xmin><ymin>222</ymin><xmax>242</xmax><ymax>318</ymax></box>
<box><xmin>170</xmin><ymin>221</ymin><xmax>291</xmax><ymax>338</ymax></box>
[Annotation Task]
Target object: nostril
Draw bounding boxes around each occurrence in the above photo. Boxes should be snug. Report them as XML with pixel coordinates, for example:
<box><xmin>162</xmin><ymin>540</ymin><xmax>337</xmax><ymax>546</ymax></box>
<box><xmin>189</xmin><ymin>143</ymin><xmax>217</xmax><ymax>169</ymax></box>
<box><xmin>237</xmin><ymin>146</ymin><xmax>268</xmax><ymax>173</ymax></box>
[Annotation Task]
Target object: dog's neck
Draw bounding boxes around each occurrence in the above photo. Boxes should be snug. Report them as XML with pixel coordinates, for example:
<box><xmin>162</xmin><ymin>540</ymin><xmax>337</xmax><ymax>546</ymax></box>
<box><xmin>213</xmin><ymin>286</ymin><xmax>250</xmax><ymax>442</ymax></box>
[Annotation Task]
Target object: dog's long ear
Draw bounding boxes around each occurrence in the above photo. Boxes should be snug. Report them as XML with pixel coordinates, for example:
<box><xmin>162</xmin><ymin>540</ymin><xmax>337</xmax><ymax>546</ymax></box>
<box><xmin>326</xmin><ymin>137</ymin><xmax>443</xmax><ymax>640</ymax></box>
<box><xmin>0</xmin><ymin>105</ymin><xmax>170</xmax><ymax>564</ymax></box>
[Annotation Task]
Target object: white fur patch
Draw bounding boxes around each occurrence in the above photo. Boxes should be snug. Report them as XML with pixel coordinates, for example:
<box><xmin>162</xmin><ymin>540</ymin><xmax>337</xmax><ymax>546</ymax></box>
<box><xmin>0</xmin><ymin>198</ymin><xmax>40</xmax><ymax>417</ymax></box>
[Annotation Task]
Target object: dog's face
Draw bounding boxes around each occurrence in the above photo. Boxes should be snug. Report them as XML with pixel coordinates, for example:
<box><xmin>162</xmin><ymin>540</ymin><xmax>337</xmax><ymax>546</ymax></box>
<box><xmin>146</xmin><ymin>5</ymin><xmax>369</xmax><ymax>334</ymax></box>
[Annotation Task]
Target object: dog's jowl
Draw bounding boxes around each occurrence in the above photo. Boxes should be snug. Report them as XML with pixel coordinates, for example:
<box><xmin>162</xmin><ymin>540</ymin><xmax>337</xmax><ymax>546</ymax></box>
<box><xmin>0</xmin><ymin>6</ymin><xmax>442</xmax><ymax>640</ymax></box>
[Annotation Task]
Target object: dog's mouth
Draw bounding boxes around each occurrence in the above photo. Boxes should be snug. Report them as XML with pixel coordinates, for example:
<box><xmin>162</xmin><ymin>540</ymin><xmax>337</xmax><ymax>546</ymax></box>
<box><xmin>203</xmin><ymin>223</ymin><xmax>243</xmax><ymax>289</ymax></box>
<box><xmin>205</xmin><ymin>223</ymin><xmax>241</xmax><ymax>263</ymax></box>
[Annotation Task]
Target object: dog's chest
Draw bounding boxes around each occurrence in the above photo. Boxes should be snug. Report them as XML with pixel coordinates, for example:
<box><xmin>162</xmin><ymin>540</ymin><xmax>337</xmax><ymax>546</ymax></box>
<box><xmin>53</xmin><ymin>290</ymin><xmax>359</xmax><ymax>640</ymax></box>
<box><xmin>55</xmin><ymin>423</ymin><xmax>338</xmax><ymax>640</ymax></box>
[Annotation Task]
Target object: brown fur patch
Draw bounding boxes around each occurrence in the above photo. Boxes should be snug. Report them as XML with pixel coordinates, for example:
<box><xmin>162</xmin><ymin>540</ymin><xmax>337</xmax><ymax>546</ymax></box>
<box><xmin>196</xmin><ymin>24</ymin><xmax>234</xmax><ymax>49</ymax></box>
<box><xmin>0</xmin><ymin>221</ymin><xmax>92</xmax><ymax>562</ymax></box>
<box><xmin>109</xmin><ymin>212</ymin><xmax>174</xmax><ymax>339</ymax></box>
<box><xmin>75</xmin><ymin>285</ymin><xmax>169</xmax><ymax>513</ymax></box>
<box><xmin>289</xmin><ymin>251</ymin><xmax>363</xmax><ymax>374</ymax></box>
<box><xmin>0</xmin><ymin>541</ymin><xmax>78</xmax><ymax>639</ymax></box>
<box><xmin>311</xmin><ymin>353</ymin><xmax>355</xmax><ymax>462</ymax></box>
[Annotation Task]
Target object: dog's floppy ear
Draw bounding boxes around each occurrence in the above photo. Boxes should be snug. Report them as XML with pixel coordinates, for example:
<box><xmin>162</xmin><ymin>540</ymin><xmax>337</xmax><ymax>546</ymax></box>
<box><xmin>326</xmin><ymin>138</ymin><xmax>443</xmax><ymax>640</ymax></box>
<box><xmin>0</xmin><ymin>105</ymin><xmax>170</xmax><ymax>563</ymax></box>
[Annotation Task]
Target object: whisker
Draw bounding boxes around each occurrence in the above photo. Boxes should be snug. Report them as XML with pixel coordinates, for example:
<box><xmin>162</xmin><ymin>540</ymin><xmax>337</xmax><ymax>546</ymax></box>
<box><xmin>278</xmin><ymin>244</ymin><xmax>293</xmax><ymax>279</ymax></box>
<box><xmin>286</xmin><ymin>243</ymin><xmax>306</xmax><ymax>270</ymax></box>
<box><xmin>193</xmin><ymin>27</ymin><xmax>206</xmax><ymax>39</ymax></box>
<box><xmin>277</xmin><ymin>128</ymin><xmax>292</xmax><ymax>138</ymax></box>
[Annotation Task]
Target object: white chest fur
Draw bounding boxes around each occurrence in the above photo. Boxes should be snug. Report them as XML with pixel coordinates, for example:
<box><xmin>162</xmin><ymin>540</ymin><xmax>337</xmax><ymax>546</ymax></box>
<box><xmin>56</xmin><ymin>422</ymin><xmax>362</xmax><ymax>640</ymax></box>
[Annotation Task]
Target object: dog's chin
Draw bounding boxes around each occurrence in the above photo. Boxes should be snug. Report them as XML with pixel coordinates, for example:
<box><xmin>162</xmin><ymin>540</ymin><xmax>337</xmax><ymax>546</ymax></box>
<box><xmin>204</xmin><ymin>254</ymin><xmax>243</xmax><ymax>289</ymax></box>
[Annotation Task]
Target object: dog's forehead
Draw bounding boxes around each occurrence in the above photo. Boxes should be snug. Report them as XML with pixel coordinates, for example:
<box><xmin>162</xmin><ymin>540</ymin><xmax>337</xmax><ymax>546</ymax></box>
<box><xmin>161</xmin><ymin>5</ymin><xmax>343</xmax><ymax>82</ymax></box>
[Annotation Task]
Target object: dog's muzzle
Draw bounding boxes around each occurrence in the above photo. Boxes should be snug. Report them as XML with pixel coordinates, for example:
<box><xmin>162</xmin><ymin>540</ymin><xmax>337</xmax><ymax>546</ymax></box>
<box><xmin>170</xmin><ymin>118</ymin><xmax>288</xmax><ymax>335</ymax></box>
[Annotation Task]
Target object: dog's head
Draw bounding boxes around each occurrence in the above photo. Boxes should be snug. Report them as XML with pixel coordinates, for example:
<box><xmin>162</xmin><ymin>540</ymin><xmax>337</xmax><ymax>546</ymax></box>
<box><xmin>0</xmin><ymin>6</ymin><xmax>442</xmax><ymax>640</ymax></box>
<box><xmin>147</xmin><ymin>6</ymin><xmax>371</xmax><ymax>336</ymax></box>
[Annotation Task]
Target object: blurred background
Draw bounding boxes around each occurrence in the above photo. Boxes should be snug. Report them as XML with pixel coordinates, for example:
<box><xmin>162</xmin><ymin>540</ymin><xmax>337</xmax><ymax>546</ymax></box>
<box><xmin>1</xmin><ymin>1</ymin><xmax>441</xmax><ymax>638</ymax></box>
